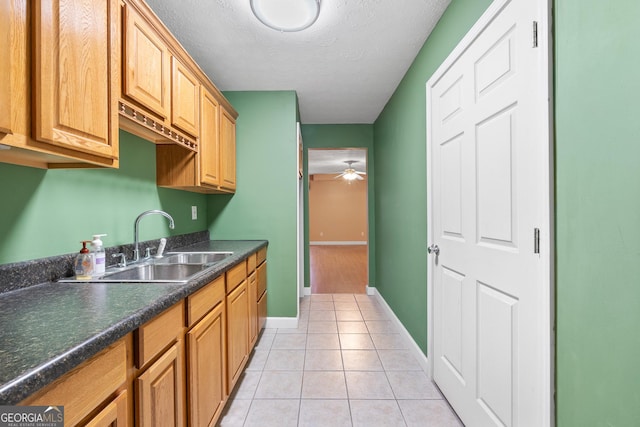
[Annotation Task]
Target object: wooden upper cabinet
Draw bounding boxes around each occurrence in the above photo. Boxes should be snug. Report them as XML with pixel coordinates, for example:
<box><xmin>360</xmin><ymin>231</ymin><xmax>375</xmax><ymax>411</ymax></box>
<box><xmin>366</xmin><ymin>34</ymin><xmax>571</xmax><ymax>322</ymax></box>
<box><xmin>199</xmin><ymin>88</ymin><xmax>221</xmax><ymax>187</ymax></box>
<box><xmin>220</xmin><ymin>106</ymin><xmax>237</xmax><ymax>191</ymax></box>
<box><xmin>171</xmin><ymin>57</ymin><xmax>200</xmax><ymax>137</ymax></box>
<box><xmin>156</xmin><ymin>85</ymin><xmax>236</xmax><ymax>194</ymax></box>
<box><xmin>122</xmin><ymin>3</ymin><xmax>170</xmax><ymax>119</ymax></box>
<box><xmin>33</xmin><ymin>0</ymin><xmax>119</xmax><ymax>161</ymax></box>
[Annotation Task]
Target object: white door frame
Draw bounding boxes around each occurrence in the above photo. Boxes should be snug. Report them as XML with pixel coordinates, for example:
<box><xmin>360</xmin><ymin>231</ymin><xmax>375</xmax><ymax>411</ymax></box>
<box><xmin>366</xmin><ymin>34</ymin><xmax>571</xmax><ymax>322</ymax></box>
<box><xmin>297</xmin><ymin>123</ymin><xmax>304</xmax><ymax>304</ymax></box>
<box><xmin>425</xmin><ymin>0</ymin><xmax>554</xmax><ymax>424</ymax></box>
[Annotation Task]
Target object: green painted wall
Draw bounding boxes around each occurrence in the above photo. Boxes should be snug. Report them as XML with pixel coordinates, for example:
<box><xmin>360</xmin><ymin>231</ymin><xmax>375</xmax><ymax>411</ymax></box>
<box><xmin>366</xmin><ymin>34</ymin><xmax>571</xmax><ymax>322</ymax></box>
<box><xmin>208</xmin><ymin>91</ymin><xmax>299</xmax><ymax>318</ymax></box>
<box><xmin>0</xmin><ymin>130</ymin><xmax>207</xmax><ymax>264</ymax></box>
<box><xmin>373</xmin><ymin>0</ymin><xmax>492</xmax><ymax>353</ymax></box>
<box><xmin>555</xmin><ymin>0</ymin><xmax>640</xmax><ymax>425</ymax></box>
<box><xmin>300</xmin><ymin>124</ymin><xmax>376</xmax><ymax>288</ymax></box>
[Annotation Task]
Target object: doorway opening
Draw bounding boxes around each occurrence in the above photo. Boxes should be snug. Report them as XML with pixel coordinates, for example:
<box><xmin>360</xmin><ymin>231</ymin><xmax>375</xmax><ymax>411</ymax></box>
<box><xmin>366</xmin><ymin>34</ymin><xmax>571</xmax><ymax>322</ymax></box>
<box><xmin>307</xmin><ymin>148</ymin><xmax>369</xmax><ymax>294</ymax></box>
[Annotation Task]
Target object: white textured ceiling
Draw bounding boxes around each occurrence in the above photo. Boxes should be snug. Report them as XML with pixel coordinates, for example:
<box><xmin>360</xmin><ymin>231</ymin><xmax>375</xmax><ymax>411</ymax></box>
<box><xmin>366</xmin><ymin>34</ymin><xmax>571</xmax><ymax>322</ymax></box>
<box><xmin>144</xmin><ymin>0</ymin><xmax>451</xmax><ymax>124</ymax></box>
<box><xmin>308</xmin><ymin>148</ymin><xmax>367</xmax><ymax>175</ymax></box>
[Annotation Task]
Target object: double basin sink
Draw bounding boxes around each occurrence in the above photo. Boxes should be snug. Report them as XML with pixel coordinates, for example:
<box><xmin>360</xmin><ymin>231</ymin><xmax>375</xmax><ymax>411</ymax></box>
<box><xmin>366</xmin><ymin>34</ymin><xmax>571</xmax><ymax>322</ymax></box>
<box><xmin>61</xmin><ymin>251</ymin><xmax>233</xmax><ymax>284</ymax></box>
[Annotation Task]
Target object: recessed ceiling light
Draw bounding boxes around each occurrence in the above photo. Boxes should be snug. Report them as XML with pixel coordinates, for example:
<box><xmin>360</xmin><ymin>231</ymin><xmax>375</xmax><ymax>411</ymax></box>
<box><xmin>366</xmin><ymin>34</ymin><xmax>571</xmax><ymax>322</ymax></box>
<box><xmin>250</xmin><ymin>0</ymin><xmax>320</xmax><ymax>32</ymax></box>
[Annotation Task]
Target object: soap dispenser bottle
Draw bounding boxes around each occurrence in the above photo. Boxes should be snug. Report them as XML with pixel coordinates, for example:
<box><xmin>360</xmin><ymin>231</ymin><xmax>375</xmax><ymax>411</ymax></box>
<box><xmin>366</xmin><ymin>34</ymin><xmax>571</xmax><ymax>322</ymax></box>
<box><xmin>90</xmin><ymin>234</ymin><xmax>107</xmax><ymax>278</ymax></box>
<box><xmin>74</xmin><ymin>241</ymin><xmax>94</xmax><ymax>280</ymax></box>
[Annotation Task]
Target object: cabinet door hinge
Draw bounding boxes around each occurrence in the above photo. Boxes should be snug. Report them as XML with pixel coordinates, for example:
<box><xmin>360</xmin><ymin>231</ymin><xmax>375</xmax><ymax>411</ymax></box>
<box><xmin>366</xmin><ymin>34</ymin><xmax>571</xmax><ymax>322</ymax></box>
<box><xmin>534</xmin><ymin>228</ymin><xmax>540</xmax><ymax>254</ymax></box>
<box><xmin>532</xmin><ymin>21</ymin><xmax>539</xmax><ymax>48</ymax></box>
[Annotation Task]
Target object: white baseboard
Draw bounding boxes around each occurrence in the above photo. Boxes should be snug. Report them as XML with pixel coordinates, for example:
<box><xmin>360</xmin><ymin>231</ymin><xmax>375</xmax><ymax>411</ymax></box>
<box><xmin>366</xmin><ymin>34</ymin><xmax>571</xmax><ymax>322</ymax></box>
<box><xmin>373</xmin><ymin>290</ymin><xmax>431</xmax><ymax>376</ymax></box>
<box><xmin>264</xmin><ymin>317</ymin><xmax>298</xmax><ymax>329</ymax></box>
<box><xmin>303</xmin><ymin>287</ymin><xmax>311</xmax><ymax>296</ymax></box>
<box><xmin>309</xmin><ymin>241</ymin><xmax>367</xmax><ymax>246</ymax></box>
<box><xmin>366</xmin><ymin>285</ymin><xmax>376</xmax><ymax>295</ymax></box>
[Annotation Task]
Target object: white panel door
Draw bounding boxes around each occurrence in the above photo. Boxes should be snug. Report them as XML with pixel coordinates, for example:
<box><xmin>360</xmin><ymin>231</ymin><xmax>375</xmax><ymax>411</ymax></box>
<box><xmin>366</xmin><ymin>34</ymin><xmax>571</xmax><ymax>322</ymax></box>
<box><xmin>428</xmin><ymin>0</ymin><xmax>551</xmax><ymax>426</ymax></box>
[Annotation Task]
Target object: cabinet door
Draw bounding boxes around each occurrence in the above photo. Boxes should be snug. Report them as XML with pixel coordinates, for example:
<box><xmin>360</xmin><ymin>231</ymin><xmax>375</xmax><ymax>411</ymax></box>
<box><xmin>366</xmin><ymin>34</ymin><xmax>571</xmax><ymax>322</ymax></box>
<box><xmin>257</xmin><ymin>261</ymin><xmax>267</xmax><ymax>331</ymax></box>
<box><xmin>123</xmin><ymin>3</ymin><xmax>170</xmax><ymax>119</ymax></box>
<box><xmin>187</xmin><ymin>303</ymin><xmax>226</xmax><ymax>427</ymax></box>
<box><xmin>220</xmin><ymin>106</ymin><xmax>237</xmax><ymax>191</ymax></box>
<box><xmin>0</xmin><ymin>0</ymin><xmax>13</xmax><ymax>135</ymax></box>
<box><xmin>248</xmin><ymin>271</ymin><xmax>258</xmax><ymax>349</ymax></box>
<box><xmin>199</xmin><ymin>88</ymin><xmax>220</xmax><ymax>187</ymax></box>
<box><xmin>258</xmin><ymin>291</ymin><xmax>267</xmax><ymax>331</ymax></box>
<box><xmin>84</xmin><ymin>390</ymin><xmax>128</xmax><ymax>427</ymax></box>
<box><xmin>226</xmin><ymin>281</ymin><xmax>249</xmax><ymax>392</ymax></box>
<box><xmin>33</xmin><ymin>0</ymin><xmax>119</xmax><ymax>160</ymax></box>
<box><xmin>171</xmin><ymin>57</ymin><xmax>200</xmax><ymax>137</ymax></box>
<box><xmin>137</xmin><ymin>342</ymin><xmax>185</xmax><ymax>427</ymax></box>
<box><xmin>257</xmin><ymin>261</ymin><xmax>267</xmax><ymax>298</ymax></box>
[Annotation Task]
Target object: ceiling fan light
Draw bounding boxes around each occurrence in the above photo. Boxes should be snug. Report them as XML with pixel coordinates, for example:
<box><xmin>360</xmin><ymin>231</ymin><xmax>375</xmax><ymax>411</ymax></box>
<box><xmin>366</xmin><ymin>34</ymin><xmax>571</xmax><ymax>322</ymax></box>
<box><xmin>251</xmin><ymin>0</ymin><xmax>320</xmax><ymax>32</ymax></box>
<box><xmin>343</xmin><ymin>170</ymin><xmax>358</xmax><ymax>181</ymax></box>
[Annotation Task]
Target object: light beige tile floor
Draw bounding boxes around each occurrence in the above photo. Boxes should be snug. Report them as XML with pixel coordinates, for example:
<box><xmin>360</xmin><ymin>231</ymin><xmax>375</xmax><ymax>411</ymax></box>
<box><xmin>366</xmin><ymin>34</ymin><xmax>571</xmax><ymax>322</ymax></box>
<box><xmin>217</xmin><ymin>294</ymin><xmax>464</xmax><ymax>427</ymax></box>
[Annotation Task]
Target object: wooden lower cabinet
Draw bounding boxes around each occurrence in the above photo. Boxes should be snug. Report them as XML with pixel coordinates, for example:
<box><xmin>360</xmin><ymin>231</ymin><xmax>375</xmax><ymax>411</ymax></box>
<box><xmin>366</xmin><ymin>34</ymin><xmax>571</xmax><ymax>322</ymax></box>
<box><xmin>186</xmin><ymin>302</ymin><xmax>226</xmax><ymax>427</ymax></box>
<box><xmin>136</xmin><ymin>341</ymin><xmax>185</xmax><ymax>427</ymax></box>
<box><xmin>226</xmin><ymin>280</ymin><xmax>249</xmax><ymax>392</ymax></box>
<box><xmin>18</xmin><ymin>250</ymin><xmax>267</xmax><ymax>426</ymax></box>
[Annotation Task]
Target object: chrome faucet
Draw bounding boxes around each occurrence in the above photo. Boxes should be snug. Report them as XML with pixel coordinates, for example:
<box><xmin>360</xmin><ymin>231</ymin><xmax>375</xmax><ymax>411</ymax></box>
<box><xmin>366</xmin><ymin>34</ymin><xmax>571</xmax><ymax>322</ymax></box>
<box><xmin>133</xmin><ymin>210</ymin><xmax>175</xmax><ymax>262</ymax></box>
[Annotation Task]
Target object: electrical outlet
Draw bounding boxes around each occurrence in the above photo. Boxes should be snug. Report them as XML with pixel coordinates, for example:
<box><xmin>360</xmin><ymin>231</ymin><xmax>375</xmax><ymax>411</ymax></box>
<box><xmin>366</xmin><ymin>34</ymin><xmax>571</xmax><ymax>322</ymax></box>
<box><xmin>191</xmin><ymin>206</ymin><xmax>197</xmax><ymax>220</ymax></box>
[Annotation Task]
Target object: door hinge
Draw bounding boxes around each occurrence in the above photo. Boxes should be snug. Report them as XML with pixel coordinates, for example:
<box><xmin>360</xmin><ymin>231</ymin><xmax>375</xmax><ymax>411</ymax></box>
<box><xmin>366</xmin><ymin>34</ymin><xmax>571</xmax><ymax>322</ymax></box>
<box><xmin>532</xmin><ymin>21</ymin><xmax>538</xmax><ymax>48</ymax></box>
<box><xmin>534</xmin><ymin>228</ymin><xmax>540</xmax><ymax>254</ymax></box>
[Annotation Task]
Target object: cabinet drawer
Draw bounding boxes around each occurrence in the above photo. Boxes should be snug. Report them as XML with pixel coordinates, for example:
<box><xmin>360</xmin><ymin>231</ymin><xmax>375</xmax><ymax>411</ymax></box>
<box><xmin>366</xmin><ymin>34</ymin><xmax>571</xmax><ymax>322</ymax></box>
<box><xmin>21</xmin><ymin>338</ymin><xmax>127</xmax><ymax>426</ymax></box>
<box><xmin>247</xmin><ymin>252</ymin><xmax>257</xmax><ymax>273</ymax></box>
<box><xmin>256</xmin><ymin>247</ymin><xmax>267</xmax><ymax>265</ymax></box>
<box><xmin>257</xmin><ymin>261</ymin><xmax>267</xmax><ymax>298</ymax></box>
<box><xmin>226</xmin><ymin>262</ymin><xmax>246</xmax><ymax>294</ymax></box>
<box><xmin>187</xmin><ymin>275</ymin><xmax>225</xmax><ymax>327</ymax></box>
<box><xmin>137</xmin><ymin>301</ymin><xmax>184</xmax><ymax>368</ymax></box>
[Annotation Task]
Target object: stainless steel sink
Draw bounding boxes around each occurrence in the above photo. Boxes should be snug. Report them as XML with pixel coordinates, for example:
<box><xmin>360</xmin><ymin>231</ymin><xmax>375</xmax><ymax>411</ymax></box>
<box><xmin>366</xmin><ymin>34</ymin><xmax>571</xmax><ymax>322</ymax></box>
<box><xmin>58</xmin><ymin>251</ymin><xmax>233</xmax><ymax>283</ymax></box>
<box><xmin>98</xmin><ymin>263</ymin><xmax>206</xmax><ymax>282</ymax></box>
<box><xmin>154</xmin><ymin>251</ymin><xmax>233</xmax><ymax>265</ymax></box>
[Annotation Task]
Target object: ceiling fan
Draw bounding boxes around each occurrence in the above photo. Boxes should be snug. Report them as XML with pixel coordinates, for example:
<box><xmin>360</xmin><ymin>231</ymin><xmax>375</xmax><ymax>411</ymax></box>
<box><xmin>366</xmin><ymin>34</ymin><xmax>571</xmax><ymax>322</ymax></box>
<box><xmin>335</xmin><ymin>160</ymin><xmax>366</xmax><ymax>181</ymax></box>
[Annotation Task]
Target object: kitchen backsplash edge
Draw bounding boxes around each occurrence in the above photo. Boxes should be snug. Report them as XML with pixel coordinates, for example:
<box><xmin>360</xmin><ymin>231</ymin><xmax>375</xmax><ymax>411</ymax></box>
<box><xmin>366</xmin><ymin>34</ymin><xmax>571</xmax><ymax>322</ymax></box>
<box><xmin>0</xmin><ymin>230</ymin><xmax>210</xmax><ymax>294</ymax></box>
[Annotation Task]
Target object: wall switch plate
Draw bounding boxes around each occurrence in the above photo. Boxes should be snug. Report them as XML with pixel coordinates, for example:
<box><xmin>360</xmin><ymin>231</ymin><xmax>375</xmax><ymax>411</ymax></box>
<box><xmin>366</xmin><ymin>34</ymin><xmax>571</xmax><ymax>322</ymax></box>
<box><xmin>191</xmin><ymin>206</ymin><xmax>197</xmax><ymax>220</ymax></box>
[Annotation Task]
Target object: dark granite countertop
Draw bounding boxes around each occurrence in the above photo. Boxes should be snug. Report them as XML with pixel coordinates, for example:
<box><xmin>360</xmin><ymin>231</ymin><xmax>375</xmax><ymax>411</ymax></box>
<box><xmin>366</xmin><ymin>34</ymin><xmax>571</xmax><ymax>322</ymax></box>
<box><xmin>0</xmin><ymin>240</ymin><xmax>267</xmax><ymax>405</ymax></box>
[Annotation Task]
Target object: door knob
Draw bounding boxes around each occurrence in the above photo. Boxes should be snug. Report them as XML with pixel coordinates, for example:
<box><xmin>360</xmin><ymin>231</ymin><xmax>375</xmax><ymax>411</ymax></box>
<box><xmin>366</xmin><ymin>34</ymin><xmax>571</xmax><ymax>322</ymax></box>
<box><xmin>428</xmin><ymin>244</ymin><xmax>440</xmax><ymax>255</ymax></box>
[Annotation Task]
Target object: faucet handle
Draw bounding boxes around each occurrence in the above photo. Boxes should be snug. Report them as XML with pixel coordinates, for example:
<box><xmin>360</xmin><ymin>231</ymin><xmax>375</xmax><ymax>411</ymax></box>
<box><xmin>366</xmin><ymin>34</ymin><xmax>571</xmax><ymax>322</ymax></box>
<box><xmin>112</xmin><ymin>253</ymin><xmax>127</xmax><ymax>268</ymax></box>
<box><xmin>155</xmin><ymin>238</ymin><xmax>167</xmax><ymax>258</ymax></box>
<box><xmin>144</xmin><ymin>247</ymin><xmax>154</xmax><ymax>258</ymax></box>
